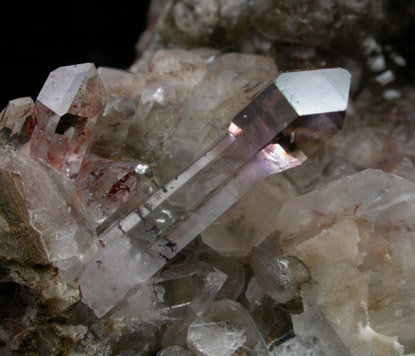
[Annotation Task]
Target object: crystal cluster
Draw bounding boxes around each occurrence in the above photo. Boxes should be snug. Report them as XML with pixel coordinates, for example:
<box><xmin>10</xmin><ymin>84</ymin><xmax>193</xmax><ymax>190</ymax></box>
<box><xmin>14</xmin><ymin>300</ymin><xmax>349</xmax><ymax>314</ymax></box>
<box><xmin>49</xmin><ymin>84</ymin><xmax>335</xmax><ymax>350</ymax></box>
<box><xmin>0</xmin><ymin>97</ymin><xmax>36</xmax><ymax>147</ymax></box>
<box><xmin>1</xmin><ymin>0</ymin><xmax>415</xmax><ymax>355</ymax></box>
<box><xmin>30</xmin><ymin>63</ymin><xmax>106</xmax><ymax>177</ymax></box>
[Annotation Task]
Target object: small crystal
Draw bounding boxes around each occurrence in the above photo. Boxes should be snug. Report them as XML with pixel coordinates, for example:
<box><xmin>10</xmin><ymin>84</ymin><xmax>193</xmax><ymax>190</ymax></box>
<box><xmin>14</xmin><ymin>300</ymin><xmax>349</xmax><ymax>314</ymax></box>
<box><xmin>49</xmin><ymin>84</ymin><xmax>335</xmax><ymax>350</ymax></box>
<box><xmin>186</xmin><ymin>248</ymin><xmax>245</xmax><ymax>300</ymax></box>
<box><xmin>249</xmin><ymin>233</ymin><xmax>310</xmax><ymax>304</ymax></box>
<box><xmin>96</xmin><ymin>260</ymin><xmax>227</xmax><ymax>321</ymax></box>
<box><xmin>187</xmin><ymin>300</ymin><xmax>268</xmax><ymax>356</ymax></box>
<box><xmin>272</xmin><ymin>336</ymin><xmax>326</xmax><ymax>356</ymax></box>
<box><xmin>374</xmin><ymin>69</ymin><xmax>395</xmax><ymax>86</ymax></box>
<box><xmin>76</xmin><ymin>153</ymin><xmax>154</xmax><ymax>225</ymax></box>
<box><xmin>0</xmin><ymin>97</ymin><xmax>36</xmax><ymax>147</ymax></box>
<box><xmin>157</xmin><ymin>346</ymin><xmax>194</xmax><ymax>356</ymax></box>
<box><xmin>30</xmin><ymin>63</ymin><xmax>106</xmax><ymax>177</ymax></box>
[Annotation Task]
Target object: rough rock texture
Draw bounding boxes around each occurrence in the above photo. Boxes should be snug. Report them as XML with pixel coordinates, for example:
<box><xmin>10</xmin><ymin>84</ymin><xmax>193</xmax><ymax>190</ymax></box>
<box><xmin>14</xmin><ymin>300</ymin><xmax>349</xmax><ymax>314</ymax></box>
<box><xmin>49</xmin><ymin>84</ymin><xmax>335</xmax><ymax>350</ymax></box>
<box><xmin>0</xmin><ymin>147</ymin><xmax>96</xmax><ymax>266</ymax></box>
<box><xmin>132</xmin><ymin>0</ymin><xmax>390</xmax><ymax>69</ymax></box>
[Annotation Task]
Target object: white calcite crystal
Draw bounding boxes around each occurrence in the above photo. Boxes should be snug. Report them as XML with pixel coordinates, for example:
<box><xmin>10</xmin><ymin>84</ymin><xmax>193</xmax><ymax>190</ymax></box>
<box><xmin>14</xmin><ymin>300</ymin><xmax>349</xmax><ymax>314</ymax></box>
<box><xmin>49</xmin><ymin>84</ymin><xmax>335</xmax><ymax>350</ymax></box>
<box><xmin>187</xmin><ymin>299</ymin><xmax>268</xmax><ymax>356</ymax></box>
<box><xmin>278</xmin><ymin>169</ymin><xmax>415</xmax><ymax>355</ymax></box>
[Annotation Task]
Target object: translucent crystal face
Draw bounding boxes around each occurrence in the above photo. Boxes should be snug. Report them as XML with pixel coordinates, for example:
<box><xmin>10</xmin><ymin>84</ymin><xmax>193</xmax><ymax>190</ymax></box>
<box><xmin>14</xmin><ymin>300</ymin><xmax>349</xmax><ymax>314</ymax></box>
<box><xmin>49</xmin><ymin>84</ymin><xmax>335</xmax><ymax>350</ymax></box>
<box><xmin>30</xmin><ymin>63</ymin><xmax>106</xmax><ymax>177</ymax></box>
<box><xmin>0</xmin><ymin>97</ymin><xmax>36</xmax><ymax>146</ymax></box>
<box><xmin>275</xmin><ymin>68</ymin><xmax>350</xmax><ymax>116</ymax></box>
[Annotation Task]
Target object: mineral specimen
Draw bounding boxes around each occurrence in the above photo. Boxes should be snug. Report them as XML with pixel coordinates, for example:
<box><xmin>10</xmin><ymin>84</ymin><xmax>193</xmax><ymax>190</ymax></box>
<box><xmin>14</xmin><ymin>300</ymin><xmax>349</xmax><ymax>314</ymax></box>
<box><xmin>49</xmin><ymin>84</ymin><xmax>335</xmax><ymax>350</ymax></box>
<box><xmin>157</xmin><ymin>345</ymin><xmax>194</xmax><ymax>356</ymax></box>
<box><xmin>187</xmin><ymin>299</ymin><xmax>268</xmax><ymax>356</ymax></box>
<box><xmin>2</xmin><ymin>0</ymin><xmax>415</xmax><ymax>354</ymax></box>
<box><xmin>249</xmin><ymin>233</ymin><xmax>310</xmax><ymax>304</ymax></box>
<box><xmin>30</xmin><ymin>63</ymin><xmax>106</xmax><ymax>177</ymax></box>
<box><xmin>110</xmin><ymin>260</ymin><xmax>227</xmax><ymax>324</ymax></box>
<box><xmin>0</xmin><ymin>97</ymin><xmax>36</xmax><ymax>148</ymax></box>
<box><xmin>80</xmin><ymin>67</ymin><xmax>350</xmax><ymax>317</ymax></box>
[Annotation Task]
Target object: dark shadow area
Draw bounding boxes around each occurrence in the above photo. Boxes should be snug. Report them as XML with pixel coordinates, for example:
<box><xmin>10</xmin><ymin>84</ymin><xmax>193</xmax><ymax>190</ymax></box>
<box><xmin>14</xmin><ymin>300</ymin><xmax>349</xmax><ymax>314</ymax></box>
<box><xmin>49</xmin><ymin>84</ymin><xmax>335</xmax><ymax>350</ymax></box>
<box><xmin>0</xmin><ymin>1</ymin><xmax>151</xmax><ymax>109</ymax></box>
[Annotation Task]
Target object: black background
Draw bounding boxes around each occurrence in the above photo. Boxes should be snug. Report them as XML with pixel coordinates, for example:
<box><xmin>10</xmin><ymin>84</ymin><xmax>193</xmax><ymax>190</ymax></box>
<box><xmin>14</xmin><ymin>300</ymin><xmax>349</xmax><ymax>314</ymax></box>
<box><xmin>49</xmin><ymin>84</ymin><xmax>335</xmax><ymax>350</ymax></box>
<box><xmin>0</xmin><ymin>1</ymin><xmax>151</xmax><ymax>109</ymax></box>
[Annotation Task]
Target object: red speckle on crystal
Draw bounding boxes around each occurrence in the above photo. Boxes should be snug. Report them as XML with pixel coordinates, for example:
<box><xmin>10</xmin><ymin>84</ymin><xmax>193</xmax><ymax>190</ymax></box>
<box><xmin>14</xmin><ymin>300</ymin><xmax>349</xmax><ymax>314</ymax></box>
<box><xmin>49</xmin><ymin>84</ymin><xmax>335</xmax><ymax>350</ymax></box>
<box><xmin>353</xmin><ymin>203</ymin><xmax>362</xmax><ymax>214</ymax></box>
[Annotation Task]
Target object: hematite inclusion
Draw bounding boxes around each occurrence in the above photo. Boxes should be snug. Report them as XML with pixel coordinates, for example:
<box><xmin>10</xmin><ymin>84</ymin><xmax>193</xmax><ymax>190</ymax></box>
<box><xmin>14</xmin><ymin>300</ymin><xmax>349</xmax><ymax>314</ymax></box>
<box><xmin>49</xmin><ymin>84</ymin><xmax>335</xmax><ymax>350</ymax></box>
<box><xmin>30</xmin><ymin>63</ymin><xmax>106</xmax><ymax>178</ymax></box>
<box><xmin>80</xmin><ymin>68</ymin><xmax>351</xmax><ymax>317</ymax></box>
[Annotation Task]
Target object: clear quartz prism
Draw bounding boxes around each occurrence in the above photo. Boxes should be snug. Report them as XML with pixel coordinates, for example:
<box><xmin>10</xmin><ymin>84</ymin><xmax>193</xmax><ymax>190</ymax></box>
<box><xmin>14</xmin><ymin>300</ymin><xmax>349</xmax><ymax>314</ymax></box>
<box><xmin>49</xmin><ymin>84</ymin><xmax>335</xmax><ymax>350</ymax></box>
<box><xmin>80</xmin><ymin>68</ymin><xmax>351</xmax><ymax>317</ymax></box>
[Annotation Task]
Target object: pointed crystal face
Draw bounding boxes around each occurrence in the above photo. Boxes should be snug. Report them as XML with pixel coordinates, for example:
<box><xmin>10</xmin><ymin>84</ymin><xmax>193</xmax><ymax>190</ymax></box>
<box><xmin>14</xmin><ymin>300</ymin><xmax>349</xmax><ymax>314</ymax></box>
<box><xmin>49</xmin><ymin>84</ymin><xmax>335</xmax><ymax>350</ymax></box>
<box><xmin>275</xmin><ymin>68</ymin><xmax>350</xmax><ymax>116</ymax></box>
<box><xmin>30</xmin><ymin>63</ymin><xmax>106</xmax><ymax>177</ymax></box>
<box><xmin>0</xmin><ymin>97</ymin><xmax>36</xmax><ymax>146</ymax></box>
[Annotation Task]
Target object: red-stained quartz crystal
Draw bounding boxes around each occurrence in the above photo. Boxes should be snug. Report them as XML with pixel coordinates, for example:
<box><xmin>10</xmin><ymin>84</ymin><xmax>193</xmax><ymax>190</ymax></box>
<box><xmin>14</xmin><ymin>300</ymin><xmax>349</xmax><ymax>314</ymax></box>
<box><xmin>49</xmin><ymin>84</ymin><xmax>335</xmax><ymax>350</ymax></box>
<box><xmin>0</xmin><ymin>97</ymin><xmax>37</xmax><ymax>146</ymax></box>
<box><xmin>30</xmin><ymin>63</ymin><xmax>106</xmax><ymax>177</ymax></box>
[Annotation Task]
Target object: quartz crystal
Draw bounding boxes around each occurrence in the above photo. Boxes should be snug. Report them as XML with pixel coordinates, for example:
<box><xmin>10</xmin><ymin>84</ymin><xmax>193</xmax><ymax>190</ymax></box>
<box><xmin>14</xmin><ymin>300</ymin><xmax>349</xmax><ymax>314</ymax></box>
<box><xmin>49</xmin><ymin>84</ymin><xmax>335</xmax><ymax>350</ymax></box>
<box><xmin>249</xmin><ymin>233</ymin><xmax>310</xmax><ymax>304</ymax></box>
<box><xmin>244</xmin><ymin>277</ymin><xmax>295</xmax><ymax>351</ymax></box>
<box><xmin>186</xmin><ymin>248</ymin><xmax>245</xmax><ymax>300</ymax></box>
<box><xmin>110</xmin><ymin>260</ymin><xmax>227</xmax><ymax>324</ymax></box>
<box><xmin>0</xmin><ymin>97</ymin><xmax>36</xmax><ymax>147</ymax></box>
<box><xmin>187</xmin><ymin>299</ymin><xmax>268</xmax><ymax>356</ymax></box>
<box><xmin>3</xmin><ymin>0</ymin><xmax>415</xmax><ymax>353</ymax></box>
<box><xmin>272</xmin><ymin>336</ymin><xmax>326</xmax><ymax>356</ymax></box>
<box><xmin>278</xmin><ymin>169</ymin><xmax>415</xmax><ymax>355</ymax></box>
<box><xmin>80</xmin><ymin>67</ymin><xmax>350</xmax><ymax>317</ymax></box>
<box><xmin>30</xmin><ymin>63</ymin><xmax>106</xmax><ymax>177</ymax></box>
<box><xmin>76</xmin><ymin>153</ymin><xmax>154</xmax><ymax>225</ymax></box>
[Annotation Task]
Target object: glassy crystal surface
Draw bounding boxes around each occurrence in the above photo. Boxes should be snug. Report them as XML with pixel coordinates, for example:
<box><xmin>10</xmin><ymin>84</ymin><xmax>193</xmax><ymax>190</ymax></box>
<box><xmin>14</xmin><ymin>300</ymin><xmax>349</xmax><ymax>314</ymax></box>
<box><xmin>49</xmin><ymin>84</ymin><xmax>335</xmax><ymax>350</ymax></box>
<box><xmin>272</xmin><ymin>336</ymin><xmax>326</xmax><ymax>356</ymax></box>
<box><xmin>79</xmin><ymin>67</ymin><xmax>349</xmax><ymax>317</ymax></box>
<box><xmin>157</xmin><ymin>346</ymin><xmax>194</xmax><ymax>356</ymax></box>
<box><xmin>76</xmin><ymin>153</ymin><xmax>156</xmax><ymax>226</ymax></box>
<box><xmin>244</xmin><ymin>277</ymin><xmax>295</xmax><ymax>351</ymax></box>
<box><xmin>92</xmin><ymin>67</ymin><xmax>145</xmax><ymax>159</ymax></box>
<box><xmin>201</xmin><ymin>173</ymin><xmax>297</xmax><ymax>257</ymax></box>
<box><xmin>30</xmin><ymin>63</ymin><xmax>106</xmax><ymax>177</ymax></box>
<box><xmin>110</xmin><ymin>260</ymin><xmax>227</xmax><ymax>323</ymax></box>
<box><xmin>249</xmin><ymin>233</ymin><xmax>310</xmax><ymax>304</ymax></box>
<box><xmin>0</xmin><ymin>97</ymin><xmax>36</xmax><ymax>147</ymax></box>
<box><xmin>186</xmin><ymin>248</ymin><xmax>245</xmax><ymax>300</ymax></box>
<box><xmin>278</xmin><ymin>169</ymin><xmax>415</xmax><ymax>355</ymax></box>
<box><xmin>187</xmin><ymin>299</ymin><xmax>268</xmax><ymax>356</ymax></box>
